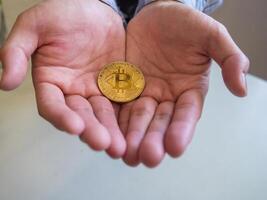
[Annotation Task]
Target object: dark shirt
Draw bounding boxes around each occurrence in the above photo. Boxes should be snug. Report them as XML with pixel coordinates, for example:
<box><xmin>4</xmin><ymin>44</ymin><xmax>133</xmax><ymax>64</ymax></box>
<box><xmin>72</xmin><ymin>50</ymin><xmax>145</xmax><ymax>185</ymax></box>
<box><xmin>116</xmin><ymin>0</ymin><xmax>139</xmax><ymax>23</ymax></box>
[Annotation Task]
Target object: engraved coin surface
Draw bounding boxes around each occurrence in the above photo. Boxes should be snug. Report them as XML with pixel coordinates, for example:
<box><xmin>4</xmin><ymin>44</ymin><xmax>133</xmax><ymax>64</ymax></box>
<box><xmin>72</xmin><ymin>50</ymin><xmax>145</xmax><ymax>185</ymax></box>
<box><xmin>98</xmin><ymin>61</ymin><xmax>145</xmax><ymax>103</ymax></box>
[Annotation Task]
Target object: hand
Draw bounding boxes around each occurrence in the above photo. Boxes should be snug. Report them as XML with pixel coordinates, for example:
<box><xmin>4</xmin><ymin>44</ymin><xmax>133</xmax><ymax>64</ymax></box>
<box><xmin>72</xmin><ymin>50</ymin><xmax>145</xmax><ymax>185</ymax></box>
<box><xmin>120</xmin><ymin>1</ymin><xmax>249</xmax><ymax>167</ymax></box>
<box><xmin>0</xmin><ymin>0</ymin><xmax>126</xmax><ymax>158</ymax></box>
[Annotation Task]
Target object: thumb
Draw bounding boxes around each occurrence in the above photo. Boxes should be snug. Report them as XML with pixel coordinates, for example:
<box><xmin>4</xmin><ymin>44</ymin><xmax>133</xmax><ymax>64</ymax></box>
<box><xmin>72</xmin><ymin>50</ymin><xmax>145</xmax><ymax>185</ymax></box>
<box><xmin>208</xmin><ymin>22</ymin><xmax>250</xmax><ymax>97</ymax></box>
<box><xmin>0</xmin><ymin>12</ymin><xmax>38</xmax><ymax>91</ymax></box>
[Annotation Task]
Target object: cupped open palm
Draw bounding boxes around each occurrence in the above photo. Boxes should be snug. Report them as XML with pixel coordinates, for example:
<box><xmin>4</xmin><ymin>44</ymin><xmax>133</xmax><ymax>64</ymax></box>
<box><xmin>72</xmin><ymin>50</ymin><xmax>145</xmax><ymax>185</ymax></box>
<box><xmin>120</xmin><ymin>1</ymin><xmax>249</xmax><ymax>167</ymax></box>
<box><xmin>1</xmin><ymin>0</ymin><xmax>249</xmax><ymax>167</ymax></box>
<box><xmin>0</xmin><ymin>0</ymin><xmax>126</xmax><ymax>158</ymax></box>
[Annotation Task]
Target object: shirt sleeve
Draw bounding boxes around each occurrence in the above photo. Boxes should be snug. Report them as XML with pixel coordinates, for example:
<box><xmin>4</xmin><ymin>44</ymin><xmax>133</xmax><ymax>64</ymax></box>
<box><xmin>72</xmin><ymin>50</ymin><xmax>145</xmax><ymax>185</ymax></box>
<box><xmin>99</xmin><ymin>0</ymin><xmax>120</xmax><ymax>13</ymax></box>
<box><xmin>135</xmin><ymin>0</ymin><xmax>223</xmax><ymax>14</ymax></box>
<box><xmin>0</xmin><ymin>0</ymin><xmax>6</xmax><ymax>45</ymax></box>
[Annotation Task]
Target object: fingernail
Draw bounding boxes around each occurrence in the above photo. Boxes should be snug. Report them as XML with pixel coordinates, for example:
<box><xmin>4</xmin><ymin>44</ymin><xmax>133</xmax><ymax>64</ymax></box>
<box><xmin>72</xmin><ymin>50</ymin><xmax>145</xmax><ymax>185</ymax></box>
<box><xmin>0</xmin><ymin>62</ymin><xmax>2</xmax><ymax>80</ymax></box>
<box><xmin>241</xmin><ymin>72</ymin><xmax>248</xmax><ymax>95</ymax></box>
<box><xmin>79</xmin><ymin>136</ymin><xmax>86</xmax><ymax>144</ymax></box>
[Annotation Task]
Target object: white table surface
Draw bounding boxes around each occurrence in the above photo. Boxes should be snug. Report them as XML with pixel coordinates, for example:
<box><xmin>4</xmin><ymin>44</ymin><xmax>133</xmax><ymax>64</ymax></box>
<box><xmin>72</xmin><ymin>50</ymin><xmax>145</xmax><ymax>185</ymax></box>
<box><xmin>1</xmin><ymin>1</ymin><xmax>267</xmax><ymax>200</ymax></box>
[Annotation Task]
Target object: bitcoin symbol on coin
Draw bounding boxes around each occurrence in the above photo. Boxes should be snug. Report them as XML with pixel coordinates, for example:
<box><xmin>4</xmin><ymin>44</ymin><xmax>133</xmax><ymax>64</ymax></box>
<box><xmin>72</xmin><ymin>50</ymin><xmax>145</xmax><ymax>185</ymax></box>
<box><xmin>98</xmin><ymin>62</ymin><xmax>145</xmax><ymax>103</ymax></box>
<box><xmin>116</xmin><ymin>68</ymin><xmax>131</xmax><ymax>90</ymax></box>
<box><xmin>106</xmin><ymin>68</ymin><xmax>131</xmax><ymax>94</ymax></box>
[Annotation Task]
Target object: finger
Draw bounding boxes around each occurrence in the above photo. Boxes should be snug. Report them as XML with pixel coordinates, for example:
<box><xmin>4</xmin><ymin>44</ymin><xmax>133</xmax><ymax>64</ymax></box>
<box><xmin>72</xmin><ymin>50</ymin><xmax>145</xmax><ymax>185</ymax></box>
<box><xmin>112</xmin><ymin>103</ymin><xmax>120</xmax><ymax>120</ymax></box>
<box><xmin>165</xmin><ymin>90</ymin><xmax>204</xmax><ymax>158</ymax></box>
<box><xmin>208</xmin><ymin>22</ymin><xmax>250</xmax><ymax>97</ymax></box>
<box><xmin>0</xmin><ymin>11</ymin><xmax>38</xmax><ymax>90</ymax></box>
<box><xmin>123</xmin><ymin>97</ymin><xmax>158</xmax><ymax>167</ymax></box>
<box><xmin>89</xmin><ymin>96</ymin><xmax>126</xmax><ymax>158</ymax></box>
<box><xmin>118</xmin><ymin>101</ymin><xmax>134</xmax><ymax>134</ymax></box>
<box><xmin>35</xmin><ymin>83</ymin><xmax>85</xmax><ymax>135</ymax></box>
<box><xmin>66</xmin><ymin>95</ymin><xmax>111</xmax><ymax>151</ymax></box>
<box><xmin>139</xmin><ymin>101</ymin><xmax>174</xmax><ymax>168</ymax></box>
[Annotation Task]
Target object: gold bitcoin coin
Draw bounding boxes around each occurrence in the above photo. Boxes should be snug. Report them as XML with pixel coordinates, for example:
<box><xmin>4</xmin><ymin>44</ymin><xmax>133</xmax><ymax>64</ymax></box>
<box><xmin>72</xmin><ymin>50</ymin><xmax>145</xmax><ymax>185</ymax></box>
<box><xmin>98</xmin><ymin>61</ymin><xmax>145</xmax><ymax>103</ymax></box>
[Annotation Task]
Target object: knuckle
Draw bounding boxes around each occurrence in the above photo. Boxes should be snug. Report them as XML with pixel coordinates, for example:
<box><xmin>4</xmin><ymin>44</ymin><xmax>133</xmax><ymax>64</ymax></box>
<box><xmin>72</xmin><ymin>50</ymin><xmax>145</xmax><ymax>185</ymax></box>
<box><xmin>213</xmin><ymin>20</ymin><xmax>227</xmax><ymax>33</ymax></box>
<box><xmin>132</xmin><ymin>106</ymin><xmax>153</xmax><ymax>117</ymax></box>
<box><xmin>211</xmin><ymin>21</ymin><xmax>229</xmax><ymax>40</ymax></box>
<box><xmin>155</xmin><ymin>112</ymin><xmax>172</xmax><ymax>120</ymax></box>
<box><xmin>89</xmin><ymin>96</ymin><xmax>114</xmax><ymax>115</ymax></box>
<box><xmin>177</xmin><ymin>101</ymin><xmax>194</xmax><ymax>110</ymax></box>
<box><xmin>96</xmin><ymin>105</ymin><xmax>114</xmax><ymax>114</ymax></box>
<box><xmin>243</xmin><ymin>55</ymin><xmax>250</xmax><ymax>72</ymax></box>
<box><xmin>217</xmin><ymin>22</ymin><xmax>228</xmax><ymax>33</ymax></box>
<box><xmin>16</xmin><ymin>11</ymin><xmax>29</xmax><ymax>22</ymax></box>
<box><xmin>155</xmin><ymin>101</ymin><xmax>174</xmax><ymax>120</ymax></box>
<box><xmin>132</xmin><ymin>98</ymin><xmax>157</xmax><ymax>117</ymax></box>
<box><xmin>16</xmin><ymin>8</ymin><xmax>36</xmax><ymax>26</ymax></box>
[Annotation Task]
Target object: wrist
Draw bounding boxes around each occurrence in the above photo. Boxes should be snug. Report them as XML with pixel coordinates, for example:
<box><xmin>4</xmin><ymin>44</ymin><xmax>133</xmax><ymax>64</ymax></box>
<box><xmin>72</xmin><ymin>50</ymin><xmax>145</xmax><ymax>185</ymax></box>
<box><xmin>98</xmin><ymin>0</ymin><xmax>126</xmax><ymax>25</ymax></box>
